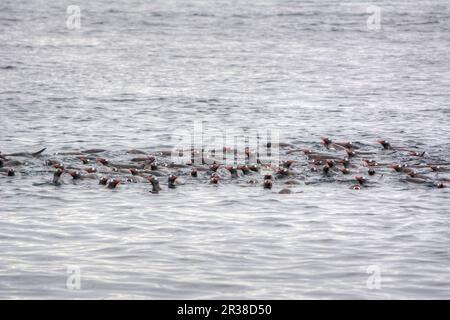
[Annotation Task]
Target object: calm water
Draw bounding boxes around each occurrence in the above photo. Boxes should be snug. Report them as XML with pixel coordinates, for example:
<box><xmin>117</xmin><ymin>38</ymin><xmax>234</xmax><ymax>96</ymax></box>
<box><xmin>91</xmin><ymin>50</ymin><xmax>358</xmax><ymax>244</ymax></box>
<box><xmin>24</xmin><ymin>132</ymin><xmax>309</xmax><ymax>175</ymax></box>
<box><xmin>1</xmin><ymin>0</ymin><xmax>450</xmax><ymax>299</ymax></box>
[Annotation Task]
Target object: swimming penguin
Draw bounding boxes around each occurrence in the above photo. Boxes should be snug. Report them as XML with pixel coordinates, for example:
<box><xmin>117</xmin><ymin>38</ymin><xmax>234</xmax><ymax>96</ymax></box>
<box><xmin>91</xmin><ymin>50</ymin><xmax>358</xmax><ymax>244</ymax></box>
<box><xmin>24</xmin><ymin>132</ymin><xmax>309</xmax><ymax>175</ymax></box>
<box><xmin>305</xmin><ymin>151</ymin><xmax>343</xmax><ymax>161</ymax></box>
<box><xmin>126</xmin><ymin>149</ymin><xmax>147</xmax><ymax>155</ymax></box>
<box><xmin>208</xmin><ymin>163</ymin><xmax>220</xmax><ymax>174</ymax></box>
<box><xmin>428</xmin><ymin>165</ymin><xmax>449</xmax><ymax>173</ymax></box>
<box><xmin>225</xmin><ymin>166</ymin><xmax>239</xmax><ymax>178</ymax></box>
<box><xmin>52</xmin><ymin>169</ymin><xmax>64</xmax><ymax>186</ymax></box>
<box><xmin>106</xmin><ymin>162</ymin><xmax>144</xmax><ymax>170</ymax></box>
<box><xmin>276</xmin><ymin>167</ymin><xmax>290</xmax><ymax>178</ymax></box>
<box><xmin>84</xmin><ymin>167</ymin><xmax>97</xmax><ymax>174</ymax></box>
<box><xmin>321</xmin><ymin>137</ymin><xmax>333</xmax><ymax>149</ymax></box>
<box><xmin>145</xmin><ymin>162</ymin><xmax>158</xmax><ymax>171</ymax></box>
<box><xmin>405</xmin><ymin>176</ymin><xmax>429</xmax><ymax>184</ymax></box>
<box><xmin>282</xmin><ymin>160</ymin><xmax>294</xmax><ymax>169</ymax></box>
<box><xmin>378</xmin><ymin>140</ymin><xmax>392</xmax><ymax>150</ymax></box>
<box><xmin>96</xmin><ymin>157</ymin><xmax>109</xmax><ymax>166</ymax></box>
<box><xmin>129</xmin><ymin>168</ymin><xmax>140</xmax><ymax>176</ymax></box>
<box><xmin>82</xmin><ymin>148</ymin><xmax>107</xmax><ymax>154</ymax></box>
<box><xmin>321</xmin><ymin>137</ymin><xmax>355</xmax><ymax>151</ymax></box>
<box><xmin>68</xmin><ymin>170</ymin><xmax>98</xmax><ymax>180</ymax></box>
<box><xmin>107</xmin><ymin>179</ymin><xmax>121</xmax><ymax>189</ymax></box>
<box><xmin>390</xmin><ymin>164</ymin><xmax>414</xmax><ymax>174</ymax></box>
<box><xmin>362</xmin><ymin>159</ymin><xmax>378</xmax><ymax>167</ymax></box>
<box><xmin>346</xmin><ymin>149</ymin><xmax>357</xmax><ymax>158</ymax></box>
<box><xmin>263</xmin><ymin>179</ymin><xmax>273</xmax><ymax>189</ymax></box>
<box><xmin>68</xmin><ymin>171</ymin><xmax>82</xmax><ymax>180</ymax></box>
<box><xmin>408</xmin><ymin>151</ymin><xmax>427</xmax><ymax>158</ymax></box>
<box><xmin>238</xmin><ymin>165</ymin><xmax>251</xmax><ymax>175</ymax></box>
<box><xmin>355</xmin><ymin>176</ymin><xmax>367</xmax><ymax>186</ymax></box>
<box><xmin>130</xmin><ymin>155</ymin><xmax>155</xmax><ymax>163</ymax></box>
<box><xmin>322</xmin><ymin>164</ymin><xmax>331</xmax><ymax>175</ymax></box>
<box><xmin>407</xmin><ymin>171</ymin><xmax>432</xmax><ymax>181</ymax></box>
<box><xmin>168</xmin><ymin>175</ymin><xmax>178</xmax><ymax>188</ymax></box>
<box><xmin>77</xmin><ymin>156</ymin><xmax>92</xmax><ymax>165</ymax></box>
<box><xmin>148</xmin><ymin>176</ymin><xmax>161</xmax><ymax>194</ymax></box>
<box><xmin>210</xmin><ymin>173</ymin><xmax>220</xmax><ymax>184</ymax></box>
<box><xmin>46</xmin><ymin>159</ymin><xmax>61</xmax><ymax>166</ymax></box>
<box><xmin>325</xmin><ymin>160</ymin><xmax>335</xmax><ymax>168</ymax></box>
<box><xmin>124</xmin><ymin>168</ymin><xmax>145</xmax><ymax>182</ymax></box>
<box><xmin>434</xmin><ymin>182</ymin><xmax>446</xmax><ymax>189</ymax></box>
<box><xmin>310</xmin><ymin>159</ymin><xmax>324</xmax><ymax>166</ymax></box>
<box><xmin>335</xmin><ymin>141</ymin><xmax>358</xmax><ymax>150</ymax></box>
<box><xmin>337</xmin><ymin>158</ymin><xmax>350</xmax><ymax>168</ymax></box>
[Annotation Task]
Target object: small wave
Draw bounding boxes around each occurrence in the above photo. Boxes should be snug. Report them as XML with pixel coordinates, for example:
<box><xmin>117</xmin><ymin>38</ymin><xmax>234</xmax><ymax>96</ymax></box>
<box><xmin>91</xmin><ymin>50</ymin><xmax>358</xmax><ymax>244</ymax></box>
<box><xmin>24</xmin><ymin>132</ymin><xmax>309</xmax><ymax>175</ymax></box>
<box><xmin>191</xmin><ymin>13</ymin><xmax>216</xmax><ymax>17</ymax></box>
<box><xmin>275</xmin><ymin>12</ymin><xmax>311</xmax><ymax>17</ymax></box>
<box><xmin>395</xmin><ymin>20</ymin><xmax>440</xmax><ymax>27</ymax></box>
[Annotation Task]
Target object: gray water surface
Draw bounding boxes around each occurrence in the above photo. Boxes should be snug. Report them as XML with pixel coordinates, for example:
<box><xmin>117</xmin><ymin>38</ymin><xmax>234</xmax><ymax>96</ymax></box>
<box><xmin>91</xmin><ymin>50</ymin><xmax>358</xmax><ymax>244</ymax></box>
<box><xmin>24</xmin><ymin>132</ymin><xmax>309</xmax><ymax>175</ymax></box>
<box><xmin>1</xmin><ymin>0</ymin><xmax>450</xmax><ymax>299</ymax></box>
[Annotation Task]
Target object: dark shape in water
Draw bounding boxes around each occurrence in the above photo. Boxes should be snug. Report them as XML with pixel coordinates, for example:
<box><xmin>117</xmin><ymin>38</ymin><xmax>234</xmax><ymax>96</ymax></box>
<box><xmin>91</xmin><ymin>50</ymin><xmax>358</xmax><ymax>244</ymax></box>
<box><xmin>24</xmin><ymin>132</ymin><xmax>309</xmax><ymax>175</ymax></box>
<box><xmin>78</xmin><ymin>156</ymin><xmax>90</xmax><ymax>164</ymax></box>
<box><xmin>282</xmin><ymin>160</ymin><xmax>294</xmax><ymax>168</ymax></box>
<box><xmin>225</xmin><ymin>166</ymin><xmax>239</xmax><ymax>178</ymax></box>
<box><xmin>210</xmin><ymin>163</ymin><xmax>220</xmax><ymax>172</ymax></box>
<box><xmin>52</xmin><ymin>169</ymin><xmax>64</xmax><ymax>185</ymax></box>
<box><xmin>168</xmin><ymin>175</ymin><xmax>178</xmax><ymax>188</ymax></box>
<box><xmin>5</xmin><ymin>147</ymin><xmax>46</xmax><ymax>158</ymax></box>
<box><xmin>378</xmin><ymin>139</ymin><xmax>392</xmax><ymax>150</ymax></box>
<box><xmin>355</xmin><ymin>176</ymin><xmax>367</xmax><ymax>185</ymax></box>
<box><xmin>69</xmin><ymin>171</ymin><xmax>82</xmax><ymax>180</ymax></box>
<box><xmin>107</xmin><ymin>179</ymin><xmax>121</xmax><ymax>189</ymax></box>
<box><xmin>96</xmin><ymin>157</ymin><xmax>109</xmax><ymax>166</ymax></box>
<box><xmin>277</xmin><ymin>167</ymin><xmax>289</xmax><ymax>178</ymax></box>
<box><xmin>210</xmin><ymin>173</ymin><xmax>220</xmax><ymax>184</ymax></box>
<box><xmin>264</xmin><ymin>179</ymin><xmax>273</xmax><ymax>189</ymax></box>
<box><xmin>148</xmin><ymin>176</ymin><xmax>161</xmax><ymax>194</ymax></box>
<box><xmin>82</xmin><ymin>149</ymin><xmax>107</xmax><ymax>154</ymax></box>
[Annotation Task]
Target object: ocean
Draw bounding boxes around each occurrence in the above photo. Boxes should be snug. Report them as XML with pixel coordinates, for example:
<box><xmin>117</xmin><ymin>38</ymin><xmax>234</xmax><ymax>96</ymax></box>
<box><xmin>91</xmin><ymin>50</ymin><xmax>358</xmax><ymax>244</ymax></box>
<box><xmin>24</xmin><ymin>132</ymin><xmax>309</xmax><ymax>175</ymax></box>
<box><xmin>0</xmin><ymin>0</ymin><xmax>449</xmax><ymax>299</ymax></box>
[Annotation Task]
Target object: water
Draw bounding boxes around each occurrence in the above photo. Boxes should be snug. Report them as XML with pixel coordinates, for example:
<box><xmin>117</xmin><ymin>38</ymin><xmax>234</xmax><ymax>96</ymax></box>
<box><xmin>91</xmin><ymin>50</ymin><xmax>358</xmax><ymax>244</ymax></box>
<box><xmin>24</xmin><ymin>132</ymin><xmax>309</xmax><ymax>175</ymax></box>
<box><xmin>1</xmin><ymin>0</ymin><xmax>450</xmax><ymax>299</ymax></box>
